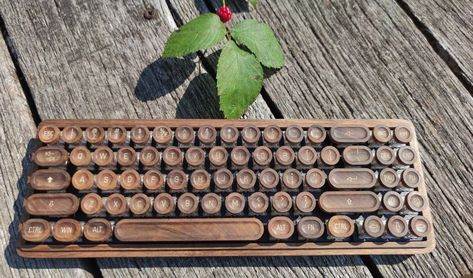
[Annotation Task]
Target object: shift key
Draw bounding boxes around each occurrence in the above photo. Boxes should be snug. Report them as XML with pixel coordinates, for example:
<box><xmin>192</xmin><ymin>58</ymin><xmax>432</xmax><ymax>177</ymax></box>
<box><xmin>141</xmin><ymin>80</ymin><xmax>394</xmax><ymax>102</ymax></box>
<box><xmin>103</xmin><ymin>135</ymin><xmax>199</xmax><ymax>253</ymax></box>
<box><xmin>24</xmin><ymin>193</ymin><xmax>79</xmax><ymax>216</ymax></box>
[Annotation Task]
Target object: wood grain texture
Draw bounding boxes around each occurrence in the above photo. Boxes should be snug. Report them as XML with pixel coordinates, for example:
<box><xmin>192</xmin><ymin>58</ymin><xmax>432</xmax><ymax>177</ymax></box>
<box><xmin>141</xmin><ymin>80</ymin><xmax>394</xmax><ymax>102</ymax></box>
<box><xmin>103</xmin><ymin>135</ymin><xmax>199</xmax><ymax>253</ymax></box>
<box><xmin>403</xmin><ymin>0</ymin><xmax>473</xmax><ymax>86</ymax></box>
<box><xmin>170</xmin><ymin>0</ymin><xmax>473</xmax><ymax>277</ymax></box>
<box><xmin>0</xmin><ymin>34</ymin><xmax>92</xmax><ymax>278</ymax></box>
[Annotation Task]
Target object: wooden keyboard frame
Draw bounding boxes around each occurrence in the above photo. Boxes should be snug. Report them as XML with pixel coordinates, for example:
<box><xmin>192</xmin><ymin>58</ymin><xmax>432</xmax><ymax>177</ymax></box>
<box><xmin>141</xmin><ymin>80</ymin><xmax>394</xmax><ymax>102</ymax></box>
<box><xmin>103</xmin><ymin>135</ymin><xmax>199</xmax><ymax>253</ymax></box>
<box><xmin>17</xmin><ymin>119</ymin><xmax>435</xmax><ymax>258</ymax></box>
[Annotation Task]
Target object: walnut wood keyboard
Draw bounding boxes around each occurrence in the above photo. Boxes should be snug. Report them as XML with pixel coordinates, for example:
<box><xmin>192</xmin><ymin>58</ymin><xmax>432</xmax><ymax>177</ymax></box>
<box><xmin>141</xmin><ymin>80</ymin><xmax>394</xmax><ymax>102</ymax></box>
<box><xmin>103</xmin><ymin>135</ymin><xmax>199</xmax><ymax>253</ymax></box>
<box><xmin>17</xmin><ymin>119</ymin><xmax>435</xmax><ymax>257</ymax></box>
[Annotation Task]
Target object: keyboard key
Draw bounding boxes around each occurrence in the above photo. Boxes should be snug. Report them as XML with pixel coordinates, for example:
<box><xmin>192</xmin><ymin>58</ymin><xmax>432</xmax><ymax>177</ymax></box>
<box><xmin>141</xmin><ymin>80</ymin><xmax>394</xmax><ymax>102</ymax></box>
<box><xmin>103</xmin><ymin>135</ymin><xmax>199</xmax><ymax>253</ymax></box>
<box><xmin>394</xmin><ymin>125</ymin><xmax>413</xmax><ymax>143</ymax></box>
<box><xmin>406</xmin><ymin>191</ymin><xmax>427</xmax><ymax>212</ymax></box>
<box><xmin>61</xmin><ymin>126</ymin><xmax>83</xmax><ymax>144</ymax></box>
<box><xmin>319</xmin><ymin>146</ymin><xmax>340</xmax><ymax>166</ymax></box>
<box><xmin>197</xmin><ymin>126</ymin><xmax>217</xmax><ymax>145</ymax></box>
<box><xmin>163</xmin><ymin>147</ymin><xmax>183</xmax><ymax>167</ymax></box>
<box><xmin>130</xmin><ymin>193</ymin><xmax>151</xmax><ymax>215</ymax></box>
<box><xmin>117</xmin><ymin>147</ymin><xmax>137</xmax><ymax>167</ymax></box>
<box><xmin>191</xmin><ymin>169</ymin><xmax>211</xmax><ymax>191</ymax></box>
<box><xmin>201</xmin><ymin>193</ymin><xmax>221</xmax><ymax>214</ymax></box>
<box><xmin>143</xmin><ymin>170</ymin><xmax>165</xmax><ymax>191</ymax></box>
<box><xmin>342</xmin><ymin>146</ymin><xmax>374</xmax><ymax>165</ymax></box>
<box><xmin>376</xmin><ymin>146</ymin><xmax>396</xmax><ymax>166</ymax></box>
<box><xmin>297</xmin><ymin>216</ymin><xmax>324</xmax><ymax>239</ymax></box>
<box><xmin>295</xmin><ymin>192</ymin><xmax>316</xmax><ymax>213</ymax></box>
<box><xmin>96</xmin><ymin>169</ymin><xmax>118</xmax><ymax>191</ymax></box>
<box><xmin>130</xmin><ymin>126</ymin><xmax>150</xmax><ymax>145</ymax></box>
<box><xmin>379</xmin><ymin>168</ymin><xmax>400</xmax><ymax>188</ymax></box>
<box><xmin>107</xmin><ymin>126</ymin><xmax>127</xmax><ymax>145</ymax></box>
<box><xmin>387</xmin><ymin>216</ymin><xmax>408</xmax><ymax>237</ymax></box>
<box><xmin>154</xmin><ymin>193</ymin><xmax>175</xmax><ymax>215</ymax></box>
<box><xmin>38</xmin><ymin>125</ymin><xmax>60</xmax><ymax>144</ymax></box>
<box><xmin>297</xmin><ymin>146</ymin><xmax>317</xmax><ymax>167</ymax></box>
<box><xmin>241</xmin><ymin>125</ymin><xmax>260</xmax><ymax>145</ymax></box>
<box><xmin>363</xmin><ymin>215</ymin><xmax>385</xmax><ymax>238</ymax></box>
<box><xmin>382</xmin><ymin>191</ymin><xmax>404</xmax><ymax>213</ymax></box>
<box><xmin>120</xmin><ymin>169</ymin><xmax>141</xmax><ymax>191</ymax></box>
<box><xmin>186</xmin><ymin>147</ymin><xmax>205</xmax><ymax>168</ymax></box>
<box><xmin>29</xmin><ymin>169</ymin><xmax>70</xmax><ymax>191</ymax></box>
<box><xmin>285</xmin><ymin>125</ymin><xmax>304</xmax><ymax>145</ymax></box>
<box><xmin>32</xmin><ymin>146</ymin><xmax>68</xmax><ymax>167</ymax></box>
<box><xmin>208</xmin><ymin>146</ymin><xmax>228</xmax><ymax>167</ymax></box>
<box><xmin>330</xmin><ymin>126</ymin><xmax>370</xmax><ymax>144</ymax></box>
<box><xmin>225</xmin><ymin>192</ymin><xmax>245</xmax><ymax>214</ymax></box>
<box><xmin>397</xmin><ymin>146</ymin><xmax>418</xmax><ymax>165</ymax></box>
<box><xmin>175</xmin><ymin>126</ymin><xmax>194</xmax><ymax>145</ymax></box>
<box><xmin>259</xmin><ymin>168</ymin><xmax>279</xmax><ymax>191</ymax></box>
<box><xmin>153</xmin><ymin>126</ymin><xmax>173</xmax><ymax>145</ymax></box>
<box><xmin>236</xmin><ymin>169</ymin><xmax>256</xmax><ymax>191</ymax></box>
<box><xmin>304</xmin><ymin>168</ymin><xmax>326</xmax><ymax>189</ymax></box>
<box><xmin>52</xmin><ymin>218</ymin><xmax>81</xmax><ymax>242</ymax></box>
<box><xmin>327</xmin><ymin>215</ymin><xmax>354</xmax><ymax>239</ymax></box>
<box><xmin>272</xmin><ymin>191</ymin><xmax>292</xmax><ymax>213</ymax></box>
<box><xmin>220</xmin><ymin>125</ymin><xmax>239</xmax><ymax>145</ymax></box>
<box><xmin>282</xmin><ymin>168</ymin><xmax>302</xmax><ymax>190</ymax></box>
<box><xmin>253</xmin><ymin>146</ymin><xmax>272</xmax><ymax>167</ymax></box>
<box><xmin>213</xmin><ymin>168</ymin><xmax>233</xmax><ymax>191</ymax></box>
<box><xmin>139</xmin><ymin>146</ymin><xmax>161</xmax><ymax>167</ymax></box>
<box><xmin>81</xmin><ymin>193</ymin><xmax>103</xmax><ymax>215</ymax></box>
<box><xmin>85</xmin><ymin>126</ymin><xmax>105</xmax><ymax>144</ymax></box>
<box><xmin>70</xmin><ymin>146</ymin><xmax>92</xmax><ymax>166</ymax></box>
<box><xmin>263</xmin><ymin>125</ymin><xmax>282</xmax><ymax>145</ymax></box>
<box><xmin>409</xmin><ymin>216</ymin><xmax>431</xmax><ymax>237</ymax></box>
<box><xmin>21</xmin><ymin>219</ymin><xmax>51</xmax><ymax>242</ymax></box>
<box><xmin>275</xmin><ymin>146</ymin><xmax>295</xmax><ymax>167</ymax></box>
<box><xmin>93</xmin><ymin>146</ymin><xmax>114</xmax><ymax>167</ymax></box>
<box><xmin>231</xmin><ymin>146</ymin><xmax>250</xmax><ymax>167</ymax></box>
<box><xmin>105</xmin><ymin>193</ymin><xmax>128</xmax><ymax>216</ymax></box>
<box><xmin>178</xmin><ymin>193</ymin><xmax>199</xmax><ymax>214</ymax></box>
<box><xmin>83</xmin><ymin>218</ymin><xmax>113</xmax><ymax>242</ymax></box>
<box><xmin>25</xmin><ymin>193</ymin><xmax>79</xmax><ymax>216</ymax></box>
<box><xmin>372</xmin><ymin>125</ymin><xmax>392</xmax><ymax>144</ymax></box>
<box><xmin>319</xmin><ymin>191</ymin><xmax>380</xmax><ymax>213</ymax></box>
<box><xmin>307</xmin><ymin>125</ymin><xmax>326</xmax><ymax>144</ymax></box>
<box><xmin>167</xmin><ymin>169</ymin><xmax>188</xmax><ymax>191</ymax></box>
<box><xmin>401</xmin><ymin>168</ymin><xmax>422</xmax><ymax>188</ymax></box>
<box><xmin>268</xmin><ymin>216</ymin><xmax>294</xmax><ymax>239</ymax></box>
<box><xmin>328</xmin><ymin>168</ymin><xmax>376</xmax><ymax>189</ymax></box>
<box><xmin>248</xmin><ymin>192</ymin><xmax>269</xmax><ymax>214</ymax></box>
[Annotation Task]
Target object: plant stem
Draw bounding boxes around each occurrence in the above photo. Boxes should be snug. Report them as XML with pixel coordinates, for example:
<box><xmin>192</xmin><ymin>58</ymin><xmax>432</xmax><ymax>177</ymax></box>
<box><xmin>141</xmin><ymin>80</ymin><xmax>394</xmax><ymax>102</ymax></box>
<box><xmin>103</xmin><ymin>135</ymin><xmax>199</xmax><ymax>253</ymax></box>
<box><xmin>222</xmin><ymin>0</ymin><xmax>226</xmax><ymax>6</ymax></box>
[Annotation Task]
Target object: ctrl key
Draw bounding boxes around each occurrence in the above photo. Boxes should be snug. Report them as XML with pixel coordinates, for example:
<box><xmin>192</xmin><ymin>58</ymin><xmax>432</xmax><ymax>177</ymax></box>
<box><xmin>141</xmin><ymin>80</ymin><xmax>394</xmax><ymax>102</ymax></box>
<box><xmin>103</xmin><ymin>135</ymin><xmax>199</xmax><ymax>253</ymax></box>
<box><xmin>21</xmin><ymin>219</ymin><xmax>51</xmax><ymax>242</ymax></box>
<box><xmin>327</xmin><ymin>215</ymin><xmax>354</xmax><ymax>239</ymax></box>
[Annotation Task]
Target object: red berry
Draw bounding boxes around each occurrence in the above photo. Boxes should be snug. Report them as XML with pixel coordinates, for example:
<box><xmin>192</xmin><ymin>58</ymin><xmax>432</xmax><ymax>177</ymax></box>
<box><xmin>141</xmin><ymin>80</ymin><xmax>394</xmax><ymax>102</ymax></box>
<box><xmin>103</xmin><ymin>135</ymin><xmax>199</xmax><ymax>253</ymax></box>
<box><xmin>217</xmin><ymin>5</ymin><xmax>232</xmax><ymax>23</ymax></box>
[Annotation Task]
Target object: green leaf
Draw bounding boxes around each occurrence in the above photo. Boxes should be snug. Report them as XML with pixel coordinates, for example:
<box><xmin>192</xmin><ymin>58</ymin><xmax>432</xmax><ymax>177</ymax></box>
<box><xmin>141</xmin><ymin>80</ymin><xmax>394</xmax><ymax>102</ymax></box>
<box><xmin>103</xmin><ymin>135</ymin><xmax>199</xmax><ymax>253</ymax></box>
<box><xmin>163</xmin><ymin>14</ymin><xmax>226</xmax><ymax>58</ymax></box>
<box><xmin>217</xmin><ymin>41</ymin><xmax>263</xmax><ymax>118</ymax></box>
<box><xmin>249</xmin><ymin>0</ymin><xmax>257</xmax><ymax>7</ymax></box>
<box><xmin>231</xmin><ymin>19</ymin><xmax>284</xmax><ymax>68</ymax></box>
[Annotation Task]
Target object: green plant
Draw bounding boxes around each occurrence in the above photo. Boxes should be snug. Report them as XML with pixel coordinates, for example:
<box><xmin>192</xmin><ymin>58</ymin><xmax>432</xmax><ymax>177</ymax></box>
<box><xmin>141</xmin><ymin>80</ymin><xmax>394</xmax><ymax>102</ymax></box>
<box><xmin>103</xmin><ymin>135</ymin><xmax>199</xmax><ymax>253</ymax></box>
<box><xmin>162</xmin><ymin>0</ymin><xmax>284</xmax><ymax>118</ymax></box>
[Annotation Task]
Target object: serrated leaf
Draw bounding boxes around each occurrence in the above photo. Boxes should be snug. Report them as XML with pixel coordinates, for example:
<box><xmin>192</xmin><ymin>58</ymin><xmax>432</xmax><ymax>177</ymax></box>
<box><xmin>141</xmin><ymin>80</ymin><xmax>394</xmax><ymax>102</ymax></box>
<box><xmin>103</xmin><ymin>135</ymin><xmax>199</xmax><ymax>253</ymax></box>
<box><xmin>217</xmin><ymin>41</ymin><xmax>263</xmax><ymax>119</ymax></box>
<box><xmin>249</xmin><ymin>0</ymin><xmax>257</xmax><ymax>7</ymax></box>
<box><xmin>163</xmin><ymin>14</ymin><xmax>226</xmax><ymax>58</ymax></box>
<box><xmin>232</xmin><ymin>19</ymin><xmax>284</xmax><ymax>68</ymax></box>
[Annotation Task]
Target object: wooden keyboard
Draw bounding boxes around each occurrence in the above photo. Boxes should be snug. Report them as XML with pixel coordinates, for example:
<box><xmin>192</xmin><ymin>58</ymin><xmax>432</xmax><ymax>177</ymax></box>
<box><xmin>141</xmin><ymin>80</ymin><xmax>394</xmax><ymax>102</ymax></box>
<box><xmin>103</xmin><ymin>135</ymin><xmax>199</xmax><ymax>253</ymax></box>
<box><xmin>17</xmin><ymin>119</ymin><xmax>435</xmax><ymax>257</ymax></box>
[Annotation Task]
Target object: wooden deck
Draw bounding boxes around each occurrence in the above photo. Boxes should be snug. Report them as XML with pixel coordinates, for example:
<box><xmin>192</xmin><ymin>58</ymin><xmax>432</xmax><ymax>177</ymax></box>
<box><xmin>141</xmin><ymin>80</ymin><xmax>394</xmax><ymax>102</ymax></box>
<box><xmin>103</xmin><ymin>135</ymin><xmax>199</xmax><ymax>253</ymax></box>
<box><xmin>0</xmin><ymin>0</ymin><xmax>472</xmax><ymax>277</ymax></box>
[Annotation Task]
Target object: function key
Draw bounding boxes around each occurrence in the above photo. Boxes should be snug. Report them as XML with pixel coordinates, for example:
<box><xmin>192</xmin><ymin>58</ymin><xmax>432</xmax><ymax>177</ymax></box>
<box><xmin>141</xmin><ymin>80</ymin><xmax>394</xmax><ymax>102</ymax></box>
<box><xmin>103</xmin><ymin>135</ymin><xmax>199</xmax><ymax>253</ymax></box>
<box><xmin>201</xmin><ymin>193</ymin><xmax>221</xmax><ymax>214</ymax></box>
<box><xmin>253</xmin><ymin>146</ymin><xmax>273</xmax><ymax>167</ymax></box>
<box><xmin>191</xmin><ymin>169</ymin><xmax>211</xmax><ymax>191</ymax></box>
<box><xmin>143</xmin><ymin>170</ymin><xmax>165</xmax><ymax>191</ymax></box>
<box><xmin>272</xmin><ymin>191</ymin><xmax>292</xmax><ymax>213</ymax></box>
<box><xmin>401</xmin><ymin>168</ymin><xmax>422</xmax><ymax>188</ymax></box>
<box><xmin>387</xmin><ymin>215</ymin><xmax>408</xmax><ymax>237</ymax></box>
<box><xmin>231</xmin><ymin>146</ymin><xmax>250</xmax><ymax>167</ymax></box>
<box><xmin>397</xmin><ymin>146</ymin><xmax>418</xmax><ymax>165</ymax></box>
<box><xmin>220</xmin><ymin>125</ymin><xmax>239</xmax><ymax>145</ymax></box>
<box><xmin>248</xmin><ymin>192</ymin><xmax>269</xmax><ymax>214</ymax></box>
<box><xmin>379</xmin><ymin>168</ymin><xmax>400</xmax><ymax>188</ymax></box>
<box><xmin>130</xmin><ymin>193</ymin><xmax>151</xmax><ymax>215</ymax></box>
<box><xmin>363</xmin><ymin>215</ymin><xmax>385</xmax><ymax>238</ymax></box>
<box><xmin>394</xmin><ymin>125</ymin><xmax>413</xmax><ymax>144</ymax></box>
<box><xmin>85</xmin><ymin>126</ymin><xmax>105</xmax><ymax>144</ymax></box>
<box><xmin>153</xmin><ymin>126</ymin><xmax>173</xmax><ymax>145</ymax></box>
<box><xmin>285</xmin><ymin>125</ymin><xmax>304</xmax><ymax>145</ymax></box>
<box><xmin>167</xmin><ymin>169</ymin><xmax>188</xmax><ymax>191</ymax></box>
<box><xmin>32</xmin><ymin>146</ymin><xmax>68</xmax><ymax>167</ymax></box>
<box><xmin>117</xmin><ymin>147</ymin><xmax>137</xmax><ymax>167</ymax></box>
<box><xmin>263</xmin><ymin>125</ymin><xmax>282</xmax><ymax>145</ymax></box>
<box><xmin>409</xmin><ymin>216</ymin><xmax>431</xmax><ymax>237</ymax></box>
<box><xmin>70</xmin><ymin>146</ymin><xmax>92</xmax><ymax>167</ymax></box>
<box><xmin>304</xmin><ymin>168</ymin><xmax>326</xmax><ymax>190</ymax></box>
<box><xmin>154</xmin><ymin>193</ymin><xmax>175</xmax><ymax>215</ymax></box>
<box><xmin>330</xmin><ymin>126</ymin><xmax>370</xmax><ymax>144</ymax></box>
<box><xmin>275</xmin><ymin>146</ymin><xmax>295</xmax><ymax>167</ymax></box>
<box><xmin>406</xmin><ymin>191</ymin><xmax>427</xmax><ymax>212</ymax></box>
<box><xmin>72</xmin><ymin>169</ymin><xmax>94</xmax><ymax>191</ymax></box>
<box><xmin>29</xmin><ymin>169</ymin><xmax>71</xmax><ymax>191</ymax></box>
<box><xmin>175</xmin><ymin>126</ymin><xmax>195</xmax><ymax>145</ymax></box>
<box><xmin>282</xmin><ymin>168</ymin><xmax>302</xmax><ymax>190</ymax></box>
<box><xmin>236</xmin><ymin>169</ymin><xmax>256</xmax><ymax>191</ymax></box>
<box><xmin>342</xmin><ymin>146</ymin><xmax>374</xmax><ymax>166</ymax></box>
<box><xmin>130</xmin><ymin>126</ymin><xmax>150</xmax><ymax>145</ymax></box>
<box><xmin>208</xmin><ymin>146</ymin><xmax>228</xmax><ymax>167</ymax></box>
<box><xmin>92</xmin><ymin>146</ymin><xmax>115</xmax><ymax>167</ymax></box>
<box><xmin>139</xmin><ymin>146</ymin><xmax>161</xmax><ymax>167</ymax></box>
<box><xmin>372</xmin><ymin>125</ymin><xmax>392</xmax><ymax>144</ymax></box>
<box><xmin>225</xmin><ymin>192</ymin><xmax>245</xmax><ymax>214</ymax></box>
<box><xmin>295</xmin><ymin>192</ymin><xmax>316</xmax><ymax>213</ymax></box>
<box><xmin>83</xmin><ymin>218</ymin><xmax>113</xmax><ymax>242</ymax></box>
<box><xmin>307</xmin><ymin>125</ymin><xmax>326</xmax><ymax>144</ymax></box>
<box><xmin>382</xmin><ymin>191</ymin><xmax>404</xmax><ymax>213</ymax></box>
<box><xmin>107</xmin><ymin>126</ymin><xmax>127</xmax><ymax>145</ymax></box>
<box><xmin>241</xmin><ymin>125</ymin><xmax>261</xmax><ymax>145</ymax></box>
<box><xmin>62</xmin><ymin>126</ymin><xmax>83</xmax><ymax>144</ymax></box>
<box><xmin>105</xmin><ymin>193</ymin><xmax>128</xmax><ymax>216</ymax></box>
<box><xmin>96</xmin><ymin>169</ymin><xmax>118</xmax><ymax>191</ymax></box>
<box><xmin>163</xmin><ymin>147</ymin><xmax>183</xmax><ymax>167</ymax></box>
<box><xmin>81</xmin><ymin>193</ymin><xmax>103</xmax><ymax>215</ymax></box>
<box><xmin>319</xmin><ymin>146</ymin><xmax>340</xmax><ymax>166</ymax></box>
<box><xmin>213</xmin><ymin>168</ymin><xmax>234</xmax><ymax>191</ymax></box>
<box><xmin>259</xmin><ymin>168</ymin><xmax>279</xmax><ymax>191</ymax></box>
<box><xmin>52</xmin><ymin>218</ymin><xmax>81</xmax><ymax>242</ymax></box>
<box><xmin>38</xmin><ymin>124</ymin><xmax>60</xmax><ymax>144</ymax></box>
<box><xmin>177</xmin><ymin>193</ymin><xmax>199</xmax><ymax>214</ymax></box>
<box><xmin>327</xmin><ymin>215</ymin><xmax>354</xmax><ymax>239</ymax></box>
<box><xmin>297</xmin><ymin>146</ymin><xmax>317</xmax><ymax>167</ymax></box>
<box><xmin>197</xmin><ymin>126</ymin><xmax>217</xmax><ymax>145</ymax></box>
<box><xmin>21</xmin><ymin>218</ymin><xmax>51</xmax><ymax>242</ymax></box>
<box><xmin>376</xmin><ymin>146</ymin><xmax>396</xmax><ymax>166</ymax></box>
<box><xmin>297</xmin><ymin>216</ymin><xmax>324</xmax><ymax>239</ymax></box>
<box><xmin>185</xmin><ymin>147</ymin><xmax>205</xmax><ymax>168</ymax></box>
<box><xmin>268</xmin><ymin>216</ymin><xmax>294</xmax><ymax>240</ymax></box>
<box><xmin>120</xmin><ymin>169</ymin><xmax>141</xmax><ymax>191</ymax></box>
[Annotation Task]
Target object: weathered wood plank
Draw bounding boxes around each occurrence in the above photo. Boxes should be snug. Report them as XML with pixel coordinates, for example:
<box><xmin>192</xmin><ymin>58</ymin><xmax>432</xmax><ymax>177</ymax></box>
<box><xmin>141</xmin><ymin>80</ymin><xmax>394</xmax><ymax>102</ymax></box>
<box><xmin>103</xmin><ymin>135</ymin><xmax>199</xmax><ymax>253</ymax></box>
<box><xmin>403</xmin><ymin>0</ymin><xmax>473</xmax><ymax>86</ymax></box>
<box><xmin>172</xmin><ymin>0</ymin><xmax>473</xmax><ymax>277</ymax></box>
<box><xmin>0</xmin><ymin>32</ymin><xmax>92</xmax><ymax>277</ymax></box>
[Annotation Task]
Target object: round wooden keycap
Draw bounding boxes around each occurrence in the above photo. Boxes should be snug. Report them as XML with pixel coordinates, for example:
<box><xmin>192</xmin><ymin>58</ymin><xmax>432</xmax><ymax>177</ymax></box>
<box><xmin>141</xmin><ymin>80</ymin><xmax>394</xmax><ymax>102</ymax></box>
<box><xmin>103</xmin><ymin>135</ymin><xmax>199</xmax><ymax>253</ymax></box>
<box><xmin>285</xmin><ymin>125</ymin><xmax>304</xmax><ymax>144</ymax></box>
<box><xmin>130</xmin><ymin>193</ymin><xmax>151</xmax><ymax>215</ymax></box>
<box><xmin>398</xmin><ymin>146</ymin><xmax>417</xmax><ymax>165</ymax></box>
<box><xmin>307</xmin><ymin>125</ymin><xmax>326</xmax><ymax>144</ymax></box>
<box><xmin>163</xmin><ymin>147</ymin><xmax>182</xmax><ymax>167</ymax></box>
<box><xmin>402</xmin><ymin>168</ymin><xmax>422</xmax><ymax>188</ymax></box>
<box><xmin>387</xmin><ymin>215</ymin><xmax>408</xmax><ymax>237</ymax></box>
<box><xmin>213</xmin><ymin>168</ymin><xmax>234</xmax><ymax>191</ymax></box>
<box><xmin>225</xmin><ymin>192</ymin><xmax>245</xmax><ymax>214</ymax></box>
<box><xmin>406</xmin><ymin>191</ymin><xmax>427</xmax><ymax>212</ymax></box>
<box><xmin>93</xmin><ymin>146</ymin><xmax>114</xmax><ymax>166</ymax></box>
<box><xmin>272</xmin><ymin>191</ymin><xmax>293</xmax><ymax>213</ymax></box>
<box><xmin>80</xmin><ymin>193</ymin><xmax>103</xmax><ymax>215</ymax></box>
<box><xmin>107</xmin><ymin>126</ymin><xmax>127</xmax><ymax>144</ymax></box>
<box><xmin>117</xmin><ymin>147</ymin><xmax>136</xmax><ymax>167</ymax></box>
<box><xmin>305</xmin><ymin>168</ymin><xmax>326</xmax><ymax>189</ymax></box>
<box><xmin>373</xmin><ymin>125</ymin><xmax>392</xmax><ymax>143</ymax></box>
<box><xmin>201</xmin><ymin>193</ymin><xmax>221</xmax><ymax>214</ymax></box>
<box><xmin>177</xmin><ymin>193</ymin><xmax>199</xmax><ymax>214</ymax></box>
<box><xmin>85</xmin><ymin>126</ymin><xmax>105</xmax><ymax>144</ymax></box>
<box><xmin>186</xmin><ymin>147</ymin><xmax>205</xmax><ymax>167</ymax></box>
<box><xmin>154</xmin><ymin>193</ymin><xmax>175</xmax><ymax>214</ymax></box>
<box><xmin>253</xmin><ymin>146</ymin><xmax>273</xmax><ymax>166</ymax></box>
<box><xmin>38</xmin><ymin>124</ymin><xmax>60</xmax><ymax>144</ymax></box>
<box><xmin>220</xmin><ymin>125</ymin><xmax>239</xmax><ymax>144</ymax></box>
<box><xmin>409</xmin><ymin>216</ymin><xmax>431</xmax><ymax>237</ymax></box>
<box><xmin>297</xmin><ymin>217</ymin><xmax>324</xmax><ymax>239</ymax></box>
<box><xmin>143</xmin><ymin>170</ymin><xmax>165</xmax><ymax>191</ymax></box>
<box><xmin>275</xmin><ymin>146</ymin><xmax>295</xmax><ymax>166</ymax></box>
<box><xmin>363</xmin><ymin>215</ymin><xmax>385</xmax><ymax>238</ymax></box>
<box><xmin>96</xmin><ymin>169</ymin><xmax>118</xmax><ymax>191</ymax></box>
<box><xmin>197</xmin><ymin>125</ymin><xmax>217</xmax><ymax>144</ymax></box>
<box><xmin>52</xmin><ymin>218</ymin><xmax>81</xmax><ymax>242</ymax></box>
<box><xmin>72</xmin><ymin>169</ymin><xmax>94</xmax><ymax>190</ymax></box>
<box><xmin>130</xmin><ymin>125</ymin><xmax>150</xmax><ymax>144</ymax></box>
<box><xmin>21</xmin><ymin>218</ymin><xmax>51</xmax><ymax>242</ymax></box>
<box><xmin>84</xmin><ymin>218</ymin><xmax>113</xmax><ymax>242</ymax></box>
<box><xmin>236</xmin><ymin>169</ymin><xmax>256</xmax><ymax>190</ymax></box>
<box><xmin>268</xmin><ymin>216</ymin><xmax>294</xmax><ymax>240</ymax></box>
<box><xmin>69</xmin><ymin>146</ymin><xmax>92</xmax><ymax>166</ymax></box>
<box><xmin>376</xmin><ymin>146</ymin><xmax>396</xmax><ymax>165</ymax></box>
<box><xmin>259</xmin><ymin>168</ymin><xmax>279</xmax><ymax>190</ymax></box>
<box><xmin>248</xmin><ymin>192</ymin><xmax>269</xmax><ymax>214</ymax></box>
<box><xmin>153</xmin><ymin>126</ymin><xmax>173</xmax><ymax>145</ymax></box>
<box><xmin>379</xmin><ymin>168</ymin><xmax>400</xmax><ymax>188</ymax></box>
<box><xmin>120</xmin><ymin>169</ymin><xmax>141</xmax><ymax>190</ymax></box>
<box><xmin>320</xmin><ymin>146</ymin><xmax>340</xmax><ymax>166</ymax></box>
<box><xmin>295</xmin><ymin>192</ymin><xmax>316</xmax><ymax>213</ymax></box>
<box><xmin>231</xmin><ymin>146</ymin><xmax>251</xmax><ymax>166</ymax></box>
<box><xmin>62</xmin><ymin>126</ymin><xmax>83</xmax><ymax>144</ymax></box>
<box><xmin>282</xmin><ymin>168</ymin><xmax>302</xmax><ymax>190</ymax></box>
<box><xmin>167</xmin><ymin>169</ymin><xmax>188</xmax><ymax>191</ymax></box>
<box><xmin>263</xmin><ymin>125</ymin><xmax>282</xmax><ymax>144</ymax></box>
<box><xmin>394</xmin><ymin>125</ymin><xmax>413</xmax><ymax>144</ymax></box>
<box><xmin>105</xmin><ymin>193</ymin><xmax>128</xmax><ymax>216</ymax></box>
<box><xmin>191</xmin><ymin>169</ymin><xmax>210</xmax><ymax>191</ymax></box>
<box><xmin>327</xmin><ymin>215</ymin><xmax>354</xmax><ymax>239</ymax></box>
<box><xmin>208</xmin><ymin>146</ymin><xmax>228</xmax><ymax>167</ymax></box>
<box><xmin>175</xmin><ymin>126</ymin><xmax>194</xmax><ymax>144</ymax></box>
<box><xmin>383</xmin><ymin>191</ymin><xmax>404</xmax><ymax>212</ymax></box>
<box><xmin>297</xmin><ymin>146</ymin><xmax>317</xmax><ymax>166</ymax></box>
<box><xmin>241</xmin><ymin>125</ymin><xmax>261</xmax><ymax>145</ymax></box>
<box><xmin>139</xmin><ymin>146</ymin><xmax>161</xmax><ymax>167</ymax></box>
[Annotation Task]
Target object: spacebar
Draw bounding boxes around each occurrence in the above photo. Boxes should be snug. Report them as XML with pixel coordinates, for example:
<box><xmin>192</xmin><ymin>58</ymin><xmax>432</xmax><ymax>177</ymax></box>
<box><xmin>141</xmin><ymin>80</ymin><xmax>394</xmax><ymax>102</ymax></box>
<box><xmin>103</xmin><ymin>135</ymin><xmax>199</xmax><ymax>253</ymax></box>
<box><xmin>114</xmin><ymin>218</ymin><xmax>265</xmax><ymax>242</ymax></box>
